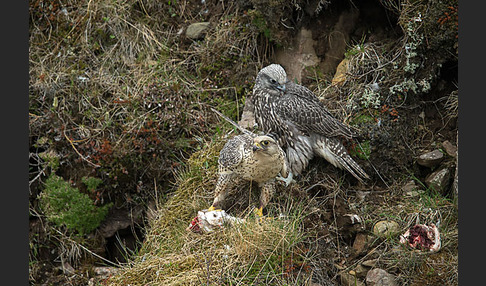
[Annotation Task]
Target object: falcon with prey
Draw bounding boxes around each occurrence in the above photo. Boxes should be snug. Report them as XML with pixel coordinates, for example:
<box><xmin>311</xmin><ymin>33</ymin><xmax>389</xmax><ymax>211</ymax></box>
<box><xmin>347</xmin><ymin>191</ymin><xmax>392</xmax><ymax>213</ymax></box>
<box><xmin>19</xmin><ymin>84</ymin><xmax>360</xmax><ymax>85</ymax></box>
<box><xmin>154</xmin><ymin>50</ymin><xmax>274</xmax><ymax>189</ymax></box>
<box><xmin>208</xmin><ymin>109</ymin><xmax>289</xmax><ymax>216</ymax></box>
<box><xmin>251</xmin><ymin>64</ymin><xmax>369</xmax><ymax>183</ymax></box>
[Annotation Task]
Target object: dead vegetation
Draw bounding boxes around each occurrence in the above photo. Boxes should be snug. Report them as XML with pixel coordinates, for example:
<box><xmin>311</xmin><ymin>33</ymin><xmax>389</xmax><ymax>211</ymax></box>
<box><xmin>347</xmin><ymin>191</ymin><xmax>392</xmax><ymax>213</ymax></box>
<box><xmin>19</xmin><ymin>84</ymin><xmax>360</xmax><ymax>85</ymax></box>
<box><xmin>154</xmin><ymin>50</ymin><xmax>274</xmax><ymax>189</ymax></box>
<box><xmin>29</xmin><ymin>0</ymin><xmax>458</xmax><ymax>285</ymax></box>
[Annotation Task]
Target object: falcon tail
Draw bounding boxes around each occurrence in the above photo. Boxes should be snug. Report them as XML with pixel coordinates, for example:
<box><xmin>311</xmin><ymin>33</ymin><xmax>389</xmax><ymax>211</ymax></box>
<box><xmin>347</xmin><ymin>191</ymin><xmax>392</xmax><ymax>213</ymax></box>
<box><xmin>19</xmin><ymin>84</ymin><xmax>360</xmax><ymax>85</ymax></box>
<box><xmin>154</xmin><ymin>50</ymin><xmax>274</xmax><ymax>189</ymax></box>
<box><xmin>334</xmin><ymin>155</ymin><xmax>370</xmax><ymax>183</ymax></box>
<box><xmin>312</xmin><ymin>136</ymin><xmax>370</xmax><ymax>183</ymax></box>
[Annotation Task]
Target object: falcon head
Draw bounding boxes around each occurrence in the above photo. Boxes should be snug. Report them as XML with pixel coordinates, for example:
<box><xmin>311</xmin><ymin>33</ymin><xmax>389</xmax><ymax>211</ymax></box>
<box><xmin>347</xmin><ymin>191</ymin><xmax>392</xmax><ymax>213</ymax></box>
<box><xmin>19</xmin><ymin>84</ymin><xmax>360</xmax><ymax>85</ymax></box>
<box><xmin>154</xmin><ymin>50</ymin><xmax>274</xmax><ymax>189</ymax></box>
<box><xmin>255</xmin><ymin>64</ymin><xmax>288</xmax><ymax>96</ymax></box>
<box><xmin>252</xmin><ymin>135</ymin><xmax>279</xmax><ymax>153</ymax></box>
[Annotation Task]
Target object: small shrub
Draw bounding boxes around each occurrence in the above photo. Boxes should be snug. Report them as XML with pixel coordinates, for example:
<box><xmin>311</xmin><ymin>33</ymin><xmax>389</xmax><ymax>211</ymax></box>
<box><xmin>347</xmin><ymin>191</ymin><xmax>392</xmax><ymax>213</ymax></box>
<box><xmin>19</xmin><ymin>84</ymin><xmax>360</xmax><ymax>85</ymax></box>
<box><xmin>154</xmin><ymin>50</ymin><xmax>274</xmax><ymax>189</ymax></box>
<box><xmin>39</xmin><ymin>174</ymin><xmax>112</xmax><ymax>235</ymax></box>
<box><xmin>38</xmin><ymin>150</ymin><xmax>60</xmax><ymax>171</ymax></box>
<box><xmin>81</xmin><ymin>176</ymin><xmax>103</xmax><ymax>192</ymax></box>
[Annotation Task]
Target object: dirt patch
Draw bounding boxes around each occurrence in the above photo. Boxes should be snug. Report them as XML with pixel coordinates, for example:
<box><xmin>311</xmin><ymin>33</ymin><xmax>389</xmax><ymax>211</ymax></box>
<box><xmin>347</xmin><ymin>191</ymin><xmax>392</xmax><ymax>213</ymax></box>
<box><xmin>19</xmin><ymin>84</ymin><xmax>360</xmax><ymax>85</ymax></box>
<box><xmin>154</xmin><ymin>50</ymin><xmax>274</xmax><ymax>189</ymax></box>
<box><xmin>275</xmin><ymin>28</ymin><xmax>320</xmax><ymax>82</ymax></box>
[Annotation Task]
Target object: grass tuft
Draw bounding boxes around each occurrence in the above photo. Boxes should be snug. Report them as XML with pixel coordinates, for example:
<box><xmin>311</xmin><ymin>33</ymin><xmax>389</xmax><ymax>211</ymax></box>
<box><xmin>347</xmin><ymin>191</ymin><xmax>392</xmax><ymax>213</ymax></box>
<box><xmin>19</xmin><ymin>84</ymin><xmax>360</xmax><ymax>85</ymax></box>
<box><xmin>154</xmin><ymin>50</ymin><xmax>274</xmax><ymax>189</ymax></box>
<box><xmin>107</xmin><ymin>137</ymin><xmax>317</xmax><ymax>285</ymax></box>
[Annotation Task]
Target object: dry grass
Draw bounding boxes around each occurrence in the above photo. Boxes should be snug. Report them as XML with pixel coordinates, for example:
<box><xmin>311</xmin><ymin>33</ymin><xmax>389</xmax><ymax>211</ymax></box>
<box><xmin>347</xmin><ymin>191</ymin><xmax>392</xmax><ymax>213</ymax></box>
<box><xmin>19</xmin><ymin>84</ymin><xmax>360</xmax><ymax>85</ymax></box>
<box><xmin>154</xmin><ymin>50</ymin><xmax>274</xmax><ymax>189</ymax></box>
<box><xmin>105</xmin><ymin>140</ymin><xmax>458</xmax><ymax>285</ymax></box>
<box><xmin>342</xmin><ymin>41</ymin><xmax>406</xmax><ymax>109</ymax></box>
<box><xmin>444</xmin><ymin>89</ymin><xmax>458</xmax><ymax>119</ymax></box>
<box><xmin>107</xmin><ymin>137</ymin><xmax>318</xmax><ymax>285</ymax></box>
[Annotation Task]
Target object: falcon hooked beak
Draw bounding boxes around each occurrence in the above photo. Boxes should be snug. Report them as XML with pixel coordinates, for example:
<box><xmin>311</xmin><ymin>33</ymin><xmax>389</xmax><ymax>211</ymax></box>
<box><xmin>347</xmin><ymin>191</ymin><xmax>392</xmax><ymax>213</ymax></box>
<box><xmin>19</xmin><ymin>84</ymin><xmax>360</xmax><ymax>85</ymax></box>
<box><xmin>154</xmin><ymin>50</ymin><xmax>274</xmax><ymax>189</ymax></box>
<box><xmin>267</xmin><ymin>75</ymin><xmax>287</xmax><ymax>93</ymax></box>
<box><xmin>252</xmin><ymin>142</ymin><xmax>263</xmax><ymax>152</ymax></box>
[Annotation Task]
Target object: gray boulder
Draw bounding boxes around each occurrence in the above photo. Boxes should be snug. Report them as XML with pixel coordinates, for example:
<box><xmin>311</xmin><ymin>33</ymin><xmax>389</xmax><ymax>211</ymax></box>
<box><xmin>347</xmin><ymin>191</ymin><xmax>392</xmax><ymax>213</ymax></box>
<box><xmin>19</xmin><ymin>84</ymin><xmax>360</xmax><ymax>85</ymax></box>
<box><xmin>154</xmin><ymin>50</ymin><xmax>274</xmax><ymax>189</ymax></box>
<box><xmin>186</xmin><ymin>22</ymin><xmax>211</xmax><ymax>39</ymax></box>
<box><xmin>425</xmin><ymin>167</ymin><xmax>451</xmax><ymax>195</ymax></box>
<box><xmin>366</xmin><ymin>268</ymin><xmax>398</xmax><ymax>286</ymax></box>
<box><xmin>417</xmin><ymin>149</ymin><xmax>444</xmax><ymax>168</ymax></box>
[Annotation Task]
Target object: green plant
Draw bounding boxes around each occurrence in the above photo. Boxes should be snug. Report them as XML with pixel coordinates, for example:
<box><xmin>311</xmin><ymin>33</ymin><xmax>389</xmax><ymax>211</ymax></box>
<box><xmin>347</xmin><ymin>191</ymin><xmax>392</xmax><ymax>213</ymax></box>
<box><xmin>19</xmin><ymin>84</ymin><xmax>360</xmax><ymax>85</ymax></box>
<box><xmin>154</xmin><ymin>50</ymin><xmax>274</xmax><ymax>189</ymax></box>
<box><xmin>81</xmin><ymin>176</ymin><xmax>103</xmax><ymax>192</ymax></box>
<box><xmin>344</xmin><ymin>43</ymin><xmax>365</xmax><ymax>59</ymax></box>
<box><xmin>168</xmin><ymin>0</ymin><xmax>178</xmax><ymax>18</ymax></box>
<box><xmin>351</xmin><ymin>113</ymin><xmax>376</xmax><ymax>125</ymax></box>
<box><xmin>249</xmin><ymin>10</ymin><xmax>272</xmax><ymax>40</ymax></box>
<box><xmin>39</xmin><ymin>174</ymin><xmax>112</xmax><ymax>235</ymax></box>
<box><xmin>349</xmin><ymin>140</ymin><xmax>371</xmax><ymax>160</ymax></box>
<box><xmin>38</xmin><ymin>150</ymin><xmax>60</xmax><ymax>171</ymax></box>
<box><xmin>360</xmin><ymin>87</ymin><xmax>381</xmax><ymax>108</ymax></box>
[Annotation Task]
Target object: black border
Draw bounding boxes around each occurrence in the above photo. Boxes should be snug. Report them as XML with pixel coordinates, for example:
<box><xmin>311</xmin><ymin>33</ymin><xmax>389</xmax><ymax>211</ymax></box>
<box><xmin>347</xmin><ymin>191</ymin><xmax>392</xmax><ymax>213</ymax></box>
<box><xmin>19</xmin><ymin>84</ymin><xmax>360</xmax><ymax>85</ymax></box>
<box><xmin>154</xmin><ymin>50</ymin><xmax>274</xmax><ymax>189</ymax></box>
<box><xmin>458</xmin><ymin>1</ymin><xmax>478</xmax><ymax>285</ymax></box>
<box><xmin>3</xmin><ymin>1</ymin><xmax>29</xmax><ymax>284</ymax></box>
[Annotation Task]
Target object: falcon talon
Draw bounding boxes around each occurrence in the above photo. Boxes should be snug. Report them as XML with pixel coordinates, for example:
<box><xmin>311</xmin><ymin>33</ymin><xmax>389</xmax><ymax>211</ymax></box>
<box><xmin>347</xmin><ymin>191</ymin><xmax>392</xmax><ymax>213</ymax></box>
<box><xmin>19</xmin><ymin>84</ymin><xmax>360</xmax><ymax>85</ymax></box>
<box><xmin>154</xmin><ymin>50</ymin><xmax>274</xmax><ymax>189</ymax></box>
<box><xmin>254</xmin><ymin>207</ymin><xmax>264</xmax><ymax>217</ymax></box>
<box><xmin>276</xmin><ymin>171</ymin><xmax>294</xmax><ymax>187</ymax></box>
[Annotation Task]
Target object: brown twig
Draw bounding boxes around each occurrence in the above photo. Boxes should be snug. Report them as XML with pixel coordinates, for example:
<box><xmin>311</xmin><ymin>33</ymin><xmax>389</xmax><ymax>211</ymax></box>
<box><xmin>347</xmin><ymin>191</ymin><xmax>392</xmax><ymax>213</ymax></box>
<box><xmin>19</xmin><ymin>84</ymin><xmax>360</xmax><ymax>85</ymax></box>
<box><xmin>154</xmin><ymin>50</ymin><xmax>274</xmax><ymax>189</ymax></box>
<box><xmin>63</xmin><ymin>130</ymin><xmax>101</xmax><ymax>168</ymax></box>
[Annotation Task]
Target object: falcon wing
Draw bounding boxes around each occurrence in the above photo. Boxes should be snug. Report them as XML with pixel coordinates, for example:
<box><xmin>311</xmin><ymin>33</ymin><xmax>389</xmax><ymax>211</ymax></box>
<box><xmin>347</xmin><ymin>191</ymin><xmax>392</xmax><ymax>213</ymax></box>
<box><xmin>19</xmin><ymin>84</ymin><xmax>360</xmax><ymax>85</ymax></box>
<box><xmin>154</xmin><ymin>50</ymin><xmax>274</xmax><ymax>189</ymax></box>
<box><xmin>218</xmin><ymin>135</ymin><xmax>252</xmax><ymax>169</ymax></box>
<box><xmin>276</xmin><ymin>84</ymin><xmax>357</xmax><ymax>139</ymax></box>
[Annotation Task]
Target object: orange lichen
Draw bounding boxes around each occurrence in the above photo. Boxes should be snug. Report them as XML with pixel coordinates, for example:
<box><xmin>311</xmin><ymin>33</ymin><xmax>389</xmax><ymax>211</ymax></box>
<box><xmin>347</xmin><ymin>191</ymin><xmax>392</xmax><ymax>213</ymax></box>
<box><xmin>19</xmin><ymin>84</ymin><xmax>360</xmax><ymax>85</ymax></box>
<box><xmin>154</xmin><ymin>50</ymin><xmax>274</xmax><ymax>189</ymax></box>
<box><xmin>437</xmin><ymin>5</ymin><xmax>458</xmax><ymax>38</ymax></box>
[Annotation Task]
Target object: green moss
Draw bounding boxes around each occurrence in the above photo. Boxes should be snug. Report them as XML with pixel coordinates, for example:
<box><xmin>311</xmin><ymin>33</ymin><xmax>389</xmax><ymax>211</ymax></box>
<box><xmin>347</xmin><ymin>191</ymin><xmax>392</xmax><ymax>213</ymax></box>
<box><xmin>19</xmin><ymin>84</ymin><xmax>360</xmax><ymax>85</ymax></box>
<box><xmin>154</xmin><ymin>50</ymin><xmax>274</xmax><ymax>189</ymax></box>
<box><xmin>349</xmin><ymin>140</ymin><xmax>371</xmax><ymax>160</ymax></box>
<box><xmin>351</xmin><ymin>114</ymin><xmax>376</xmax><ymax>125</ymax></box>
<box><xmin>81</xmin><ymin>176</ymin><xmax>103</xmax><ymax>192</ymax></box>
<box><xmin>39</xmin><ymin>174</ymin><xmax>112</xmax><ymax>235</ymax></box>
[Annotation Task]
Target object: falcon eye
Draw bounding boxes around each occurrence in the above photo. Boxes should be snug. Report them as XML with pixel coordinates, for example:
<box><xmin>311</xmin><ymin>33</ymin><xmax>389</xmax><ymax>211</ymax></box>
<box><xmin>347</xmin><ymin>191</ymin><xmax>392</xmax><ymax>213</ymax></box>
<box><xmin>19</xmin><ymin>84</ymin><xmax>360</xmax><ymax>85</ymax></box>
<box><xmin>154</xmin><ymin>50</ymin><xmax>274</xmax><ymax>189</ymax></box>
<box><xmin>270</xmin><ymin>79</ymin><xmax>277</xmax><ymax>84</ymax></box>
<box><xmin>262</xmin><ymin>140</ymin><xmax>269</xmax><ymax>146</ymax></box>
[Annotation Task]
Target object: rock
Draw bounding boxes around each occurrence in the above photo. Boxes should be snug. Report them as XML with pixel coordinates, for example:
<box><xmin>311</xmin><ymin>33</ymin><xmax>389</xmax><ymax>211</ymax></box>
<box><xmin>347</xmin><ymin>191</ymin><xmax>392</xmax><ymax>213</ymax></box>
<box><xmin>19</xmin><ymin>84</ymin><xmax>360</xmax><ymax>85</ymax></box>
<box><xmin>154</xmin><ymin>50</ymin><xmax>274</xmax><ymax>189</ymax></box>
<box><xmin>185</xmin><ymin>22</ymin><xmax>210</xmax><ymax>39</ymax></box>
<box><xmin>353</xmin><ymin>264</ymin><xmax>369</xmax><ymax>279</ymax></box>
<box><xmin>402</xmin><ymin>180</ymin><xmax>417</xmax><ymax>193</ymax></box>
<box><xmin>340</xmin><ymin>272</ymin><xmax>365</xmax><ymax>286</ymax></box>
<box><xmin>416</xmin><ymin>149</ymin><xmax>444</xmax><ymax>168</ymax></box>
<box><xmin>365</xmin><ymin>268</ymin><xmax>398</xmax><ymax>286</ymax></box>
<box><xmin>98</xmin><ymin>206</ymin><xmax>144</xmax><ymax>238</ymax></box>
<box><xmin>319</xmin><ymin>9</ymin><xmax>359</xmax><ymax>75</ymax></box>
<box><xmin>352</xmin><ymin>232</ymin><xmax>369</xmax><ymax>255</ymax></box>
<box><xmin>425</xmin><ymin>167</ymin><xmax>451</xmax><ymax>194</ymax></box>
<box><xmin>362</xmin><ymin>259</ymin><xmax>378</xmax><ymax>267</ymax></box>
<box><xmin>451</xmin><ymin>131</ymin><xmax>458</xmax><ymax>198</ymax></box>
<box><xmin>405</xmin><ymin>189</ymin><xmax>423</xmax><ymax>198</ymax></box>
<box><xmin>452</xmin><ymin>157</ymin><xmax>458</xmax><ymax>198</ymax></box>
<box><xmin>274</xmin><ymin>28</ymin><xmax>319</xmax><ymax>83</ymax></box>
<box><xmin>238</xmin><ymin>97</ymin><xmax>256</xmax><ymax>129</ymax></box>
<box><xmin>373</xmin><ymin>220</ymin><xmax>400</xmax><ymax>237</ymax></box>
<box><xmin>441</xmin><ymin>140</ymin><xmax>457</xmax><ymax>158</ymax></box>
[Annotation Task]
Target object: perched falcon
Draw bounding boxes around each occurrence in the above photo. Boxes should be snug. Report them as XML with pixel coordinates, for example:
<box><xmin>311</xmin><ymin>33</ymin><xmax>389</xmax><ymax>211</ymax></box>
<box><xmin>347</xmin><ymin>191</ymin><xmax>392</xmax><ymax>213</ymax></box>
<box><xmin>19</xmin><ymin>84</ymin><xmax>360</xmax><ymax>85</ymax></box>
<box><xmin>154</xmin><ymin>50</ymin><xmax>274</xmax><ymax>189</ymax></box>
<box><xmin>208</xmin><ymin>133</ymin><xmax>288</xmax><ymax>217</ymax></box>
<box><xmin>251</xmin><ymin>64</ymin><xmax>369</xmax><ymax>183</ymax></box>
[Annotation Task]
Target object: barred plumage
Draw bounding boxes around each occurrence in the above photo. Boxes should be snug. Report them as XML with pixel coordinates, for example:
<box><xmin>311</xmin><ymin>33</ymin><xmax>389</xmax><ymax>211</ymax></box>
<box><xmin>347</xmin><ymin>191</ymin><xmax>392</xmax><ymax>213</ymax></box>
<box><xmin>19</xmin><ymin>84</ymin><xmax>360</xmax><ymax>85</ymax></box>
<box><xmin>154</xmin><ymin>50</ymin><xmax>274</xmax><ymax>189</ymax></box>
<box><xmin>210</xmin><ymin>131</ymin><xmax>289</xmax><ymax>216</ymax></box>
<box><xmin>251</xmin><ymin>64</ymin><xmax>369</xmax><ymax>183</ymax></box>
